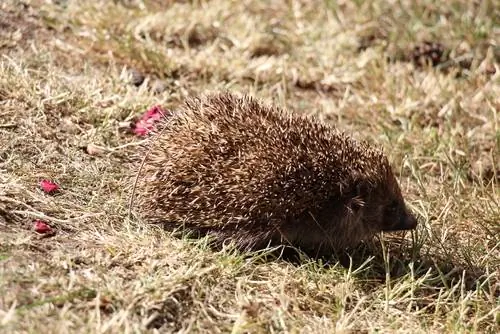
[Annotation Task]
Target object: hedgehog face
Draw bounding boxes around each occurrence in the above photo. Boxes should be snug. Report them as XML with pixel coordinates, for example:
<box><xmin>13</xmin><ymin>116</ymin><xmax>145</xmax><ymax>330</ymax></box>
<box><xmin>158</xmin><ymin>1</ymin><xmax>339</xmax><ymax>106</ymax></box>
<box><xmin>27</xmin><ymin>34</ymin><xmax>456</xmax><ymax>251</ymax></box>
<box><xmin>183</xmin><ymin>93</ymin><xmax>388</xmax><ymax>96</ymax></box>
<box><xmin>355</xmin><ymin>174</ymin><xmax>418</xmax><ymax>235</ymax></box>
<box><xmin>378</xmin><ymin>197</ymin><xmax>417</xmax><ymax>232</ymax></box>
<box><xmin>360</xmin><ymin>192</ymin><xmax>417</xmax><ymax>234</ymax></box>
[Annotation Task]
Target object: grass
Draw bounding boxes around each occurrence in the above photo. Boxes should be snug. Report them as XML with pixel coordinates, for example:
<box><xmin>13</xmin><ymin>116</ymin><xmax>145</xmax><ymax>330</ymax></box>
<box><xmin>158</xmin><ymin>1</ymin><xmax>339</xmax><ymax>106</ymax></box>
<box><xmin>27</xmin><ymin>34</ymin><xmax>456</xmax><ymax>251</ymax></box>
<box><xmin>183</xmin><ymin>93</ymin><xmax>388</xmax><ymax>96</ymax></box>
<box><xmin>0</xmin><ymin>0</ymin><xmax>498</xmax><ymax>332</ymax></box>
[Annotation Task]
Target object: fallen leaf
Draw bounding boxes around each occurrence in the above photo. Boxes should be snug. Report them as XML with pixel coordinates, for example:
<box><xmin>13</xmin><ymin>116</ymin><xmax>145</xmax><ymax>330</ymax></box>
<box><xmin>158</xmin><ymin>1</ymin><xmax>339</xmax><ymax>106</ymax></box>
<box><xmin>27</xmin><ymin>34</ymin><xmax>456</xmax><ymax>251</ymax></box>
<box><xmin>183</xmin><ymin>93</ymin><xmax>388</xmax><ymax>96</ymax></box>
<box><xmin>118</xmin><ymin>121</ymin><xmax>133</xmax><ymax>129</ymax></box>
<box><xmin>40</xmin><ymin>179</ymin><xmax>60</xmax><ymax>194</ymax></box>
<box><xmin>86</xmin><ymin>143</ymin><xmax>107</xmax><ymax>156</ymax></box>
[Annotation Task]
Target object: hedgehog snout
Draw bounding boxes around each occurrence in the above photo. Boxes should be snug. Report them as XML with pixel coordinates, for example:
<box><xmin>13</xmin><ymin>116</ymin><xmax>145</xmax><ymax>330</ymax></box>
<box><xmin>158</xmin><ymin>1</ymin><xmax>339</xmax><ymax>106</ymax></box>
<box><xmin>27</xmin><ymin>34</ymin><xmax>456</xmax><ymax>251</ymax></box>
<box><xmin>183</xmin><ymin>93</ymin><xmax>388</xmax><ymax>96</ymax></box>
<box><xmin>383</xmin><ymin>209</ymin><xmax>417</xmax><ymax>232</ymax></box>
<box><xmin>400</xmin><ymin>210</ymin><xmax>418</xmax><ymax>230</ymax></box>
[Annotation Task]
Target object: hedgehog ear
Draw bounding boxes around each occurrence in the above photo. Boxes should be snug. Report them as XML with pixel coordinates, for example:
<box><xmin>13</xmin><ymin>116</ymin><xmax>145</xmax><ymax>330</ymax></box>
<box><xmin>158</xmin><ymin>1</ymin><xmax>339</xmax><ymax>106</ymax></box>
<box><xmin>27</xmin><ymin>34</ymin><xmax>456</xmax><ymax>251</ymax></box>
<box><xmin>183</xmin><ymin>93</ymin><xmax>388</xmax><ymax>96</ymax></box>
<box><xmin>354</xmin><ymin>180</ymin><xmax>369</xmax><ymax>197</ymax></box>
<box><xmin>348</xmin><ymin>181</ymin><xmax>367</xmax><ymax>212</ymax></box>
<box><xmin>349</xmin><ymin>196</ymin><xmax>365</xmax><ymax>212</ymax></box>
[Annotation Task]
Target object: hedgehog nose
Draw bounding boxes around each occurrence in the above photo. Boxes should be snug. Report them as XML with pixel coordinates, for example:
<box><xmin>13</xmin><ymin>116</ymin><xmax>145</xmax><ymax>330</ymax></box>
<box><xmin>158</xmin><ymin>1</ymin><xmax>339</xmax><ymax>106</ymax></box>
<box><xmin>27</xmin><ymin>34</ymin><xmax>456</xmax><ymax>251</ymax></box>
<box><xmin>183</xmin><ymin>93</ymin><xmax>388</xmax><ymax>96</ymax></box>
<box><xmin>398</xmin><ymin>212</ymin><xmax>418</xmax><ymax>231</ymax></box>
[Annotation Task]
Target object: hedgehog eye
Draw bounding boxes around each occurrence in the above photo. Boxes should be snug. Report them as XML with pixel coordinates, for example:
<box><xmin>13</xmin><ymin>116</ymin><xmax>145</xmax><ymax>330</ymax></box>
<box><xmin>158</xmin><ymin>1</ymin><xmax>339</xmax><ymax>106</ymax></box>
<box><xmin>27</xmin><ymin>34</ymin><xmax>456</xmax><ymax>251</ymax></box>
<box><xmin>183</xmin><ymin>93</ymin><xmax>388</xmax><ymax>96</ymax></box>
<box><xmin>353</xmin><ymin>181</ymin><xmax>367</xmax><ymax>198</ymax></box>
<box><xmin>387</xmin><ymin>200</ymin><xmax>399</xmax><ymax>213</ymax></box>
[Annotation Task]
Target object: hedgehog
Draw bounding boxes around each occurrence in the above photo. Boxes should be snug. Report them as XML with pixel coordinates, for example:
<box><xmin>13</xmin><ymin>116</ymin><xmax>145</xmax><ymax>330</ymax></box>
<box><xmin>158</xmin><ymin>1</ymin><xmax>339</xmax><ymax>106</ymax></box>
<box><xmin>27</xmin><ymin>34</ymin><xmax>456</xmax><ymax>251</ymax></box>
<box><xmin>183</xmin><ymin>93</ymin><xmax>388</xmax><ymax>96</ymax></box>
<box><xmin>132</xmin><ymin>92</ymin><xmax>417</xmax><ymax>255</ymax></box>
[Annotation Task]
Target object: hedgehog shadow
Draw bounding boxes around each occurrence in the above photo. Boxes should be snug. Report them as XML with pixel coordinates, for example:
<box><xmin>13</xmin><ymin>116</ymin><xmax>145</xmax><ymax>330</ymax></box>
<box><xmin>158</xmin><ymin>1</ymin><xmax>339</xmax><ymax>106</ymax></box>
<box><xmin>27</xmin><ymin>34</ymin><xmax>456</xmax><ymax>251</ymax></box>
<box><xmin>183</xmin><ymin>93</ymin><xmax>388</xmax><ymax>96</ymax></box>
<box><xmin>270</xmin><ymin>237</ymin><xmax>492</xmax><ymax>294</ymax></box>
<box><xmin>166</xmin><ymin>225</ymin><xmax>493</xmax><ymax>295</ymax></box>
<box><xmin>181</xmin><ymin>229</ymin><xmax>492</xmax><ymax>294</ymax></box>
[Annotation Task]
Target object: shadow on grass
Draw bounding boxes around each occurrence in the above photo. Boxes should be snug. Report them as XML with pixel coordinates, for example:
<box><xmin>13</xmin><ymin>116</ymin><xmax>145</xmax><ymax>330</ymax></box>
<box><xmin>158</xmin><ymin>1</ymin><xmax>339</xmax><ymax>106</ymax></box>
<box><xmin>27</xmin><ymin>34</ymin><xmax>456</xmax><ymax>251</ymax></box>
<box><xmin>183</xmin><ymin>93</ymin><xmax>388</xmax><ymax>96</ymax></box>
<box><xmin>268</xmin><ymin>234</ymin><xmax>497</xmax><ymax>297</ymax></box>
<box><xmin>151</xmin><ymin>220</ymin><xmax>498</xmax><ymax>301</ymax></box>
<box><xmin>177</xmin><ymin>226</ymin><xmax>497</xmax><ymax>297</ymax></box>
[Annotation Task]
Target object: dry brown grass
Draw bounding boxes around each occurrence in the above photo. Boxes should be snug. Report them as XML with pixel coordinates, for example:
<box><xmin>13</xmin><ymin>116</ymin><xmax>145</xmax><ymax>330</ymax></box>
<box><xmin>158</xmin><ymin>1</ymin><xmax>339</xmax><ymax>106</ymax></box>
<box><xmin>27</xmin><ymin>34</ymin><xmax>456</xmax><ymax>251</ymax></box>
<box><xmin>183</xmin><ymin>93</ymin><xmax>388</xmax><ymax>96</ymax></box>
<box><xmin>0</xmin><ymin>0</ymin><xmax>498</xmax><ymax>333</ymax></box>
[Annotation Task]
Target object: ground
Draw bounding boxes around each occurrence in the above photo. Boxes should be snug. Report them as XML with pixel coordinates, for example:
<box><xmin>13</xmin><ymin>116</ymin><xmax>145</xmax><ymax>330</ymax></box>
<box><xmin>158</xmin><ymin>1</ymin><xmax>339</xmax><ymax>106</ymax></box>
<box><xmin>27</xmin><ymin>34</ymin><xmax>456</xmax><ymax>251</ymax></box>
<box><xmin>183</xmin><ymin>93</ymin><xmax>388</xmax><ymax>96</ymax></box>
<box><xmin>0</xmin><ymin>0</ymin><xmax>499</xmax><ymax>333</ymax></box>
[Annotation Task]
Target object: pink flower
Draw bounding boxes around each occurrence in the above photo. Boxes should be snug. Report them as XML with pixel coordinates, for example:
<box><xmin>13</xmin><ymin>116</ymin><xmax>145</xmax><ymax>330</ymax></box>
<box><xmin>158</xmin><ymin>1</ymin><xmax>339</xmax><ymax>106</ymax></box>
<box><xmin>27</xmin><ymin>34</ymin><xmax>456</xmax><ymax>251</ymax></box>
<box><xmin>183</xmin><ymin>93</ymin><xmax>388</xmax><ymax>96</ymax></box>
<box><xmin>133</xmin><ymin>105</ymin><xmax>167</xmax><ymax>136</ymax></box>
<box><xmin>40</xmin><ymin>179</ymin><xmax>59</xmax><ymax>194</ymax></box>
<box><xmin>34</xmin><ymin>220</ymin><xmax>52</xmax><ymax>234</ymax></box>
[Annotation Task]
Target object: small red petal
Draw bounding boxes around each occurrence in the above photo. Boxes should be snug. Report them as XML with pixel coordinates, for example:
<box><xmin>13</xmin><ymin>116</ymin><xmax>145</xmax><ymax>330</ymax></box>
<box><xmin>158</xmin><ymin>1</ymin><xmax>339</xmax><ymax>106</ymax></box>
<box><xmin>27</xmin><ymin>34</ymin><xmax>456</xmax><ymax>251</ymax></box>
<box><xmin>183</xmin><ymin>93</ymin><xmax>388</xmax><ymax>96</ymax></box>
<box><xmin>132</xmin><ymin>105</ymin><xmax>169</xmax><ymax>136</ymax></box>
<box><xmin>34</xmin><ymin>220</ymin><xmax>52</xmax><ymax>234</ymax></box>
<box><xmin>142</xmin><ymin>105</ymin><xmax>166</xmax><ymax>121</ymax></box>
<box><xmin>133</xmin><ymin>121</ymin><xmax>151</xmax><ymax>136</ymax></box>
<box><xmin>133</xmin><ymin>126</ymin><xmax>148</xmax><ymax>136</ymax></box>
<box><xmin>40</xmin><ymin>179</ymin><xmax>60</xmax><ymax>194</ymax></box>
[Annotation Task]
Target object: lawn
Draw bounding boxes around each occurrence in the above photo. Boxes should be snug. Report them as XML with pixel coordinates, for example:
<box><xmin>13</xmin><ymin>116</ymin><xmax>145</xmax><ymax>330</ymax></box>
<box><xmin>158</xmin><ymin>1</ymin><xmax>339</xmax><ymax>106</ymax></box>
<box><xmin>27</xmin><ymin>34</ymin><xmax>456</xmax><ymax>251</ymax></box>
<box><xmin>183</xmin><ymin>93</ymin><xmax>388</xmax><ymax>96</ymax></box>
<box><xmin>0</xmin><ymin>0</ymin><xmax>498</xmax><ymax>333</ymax></box>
